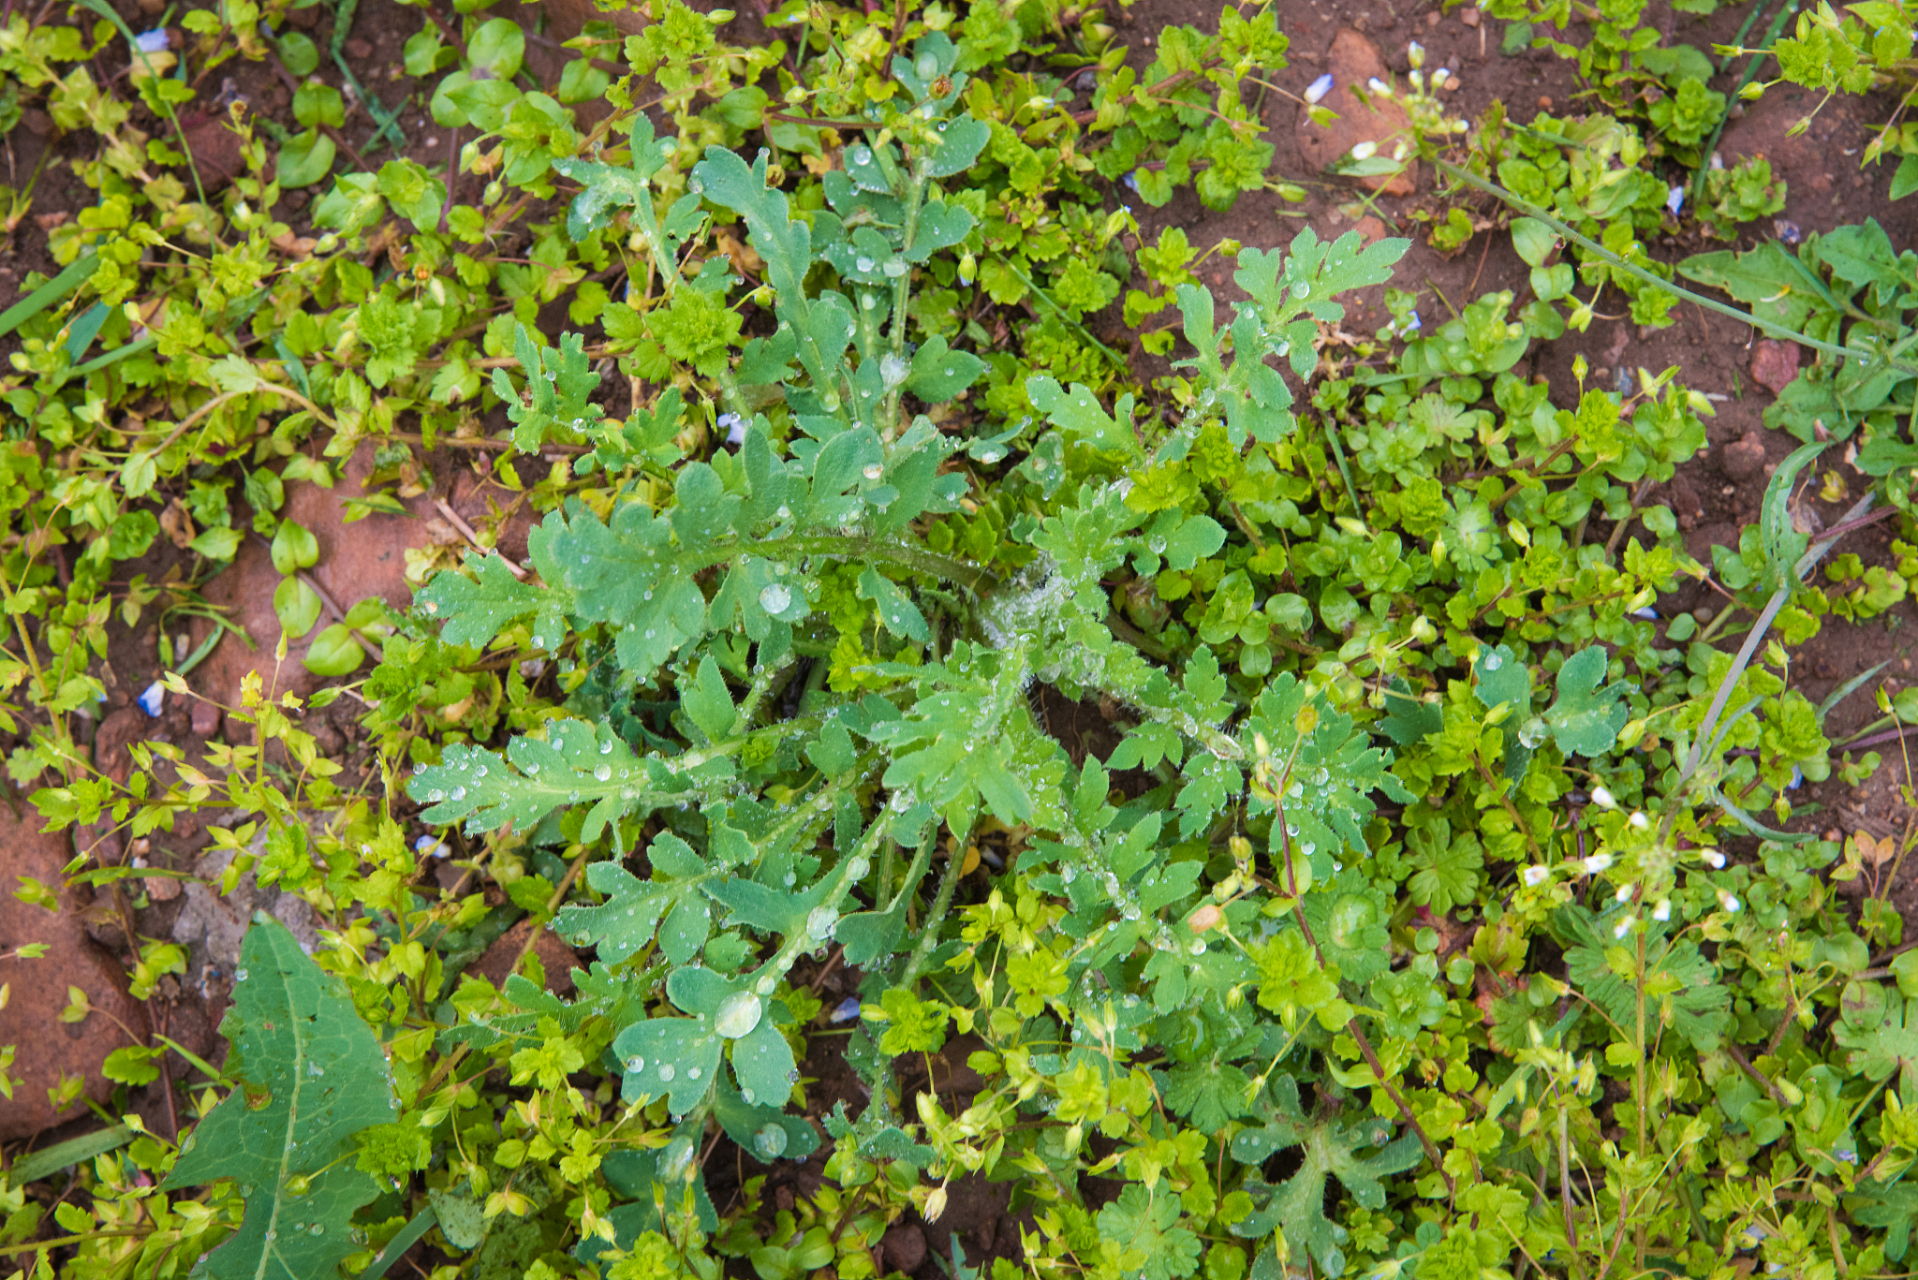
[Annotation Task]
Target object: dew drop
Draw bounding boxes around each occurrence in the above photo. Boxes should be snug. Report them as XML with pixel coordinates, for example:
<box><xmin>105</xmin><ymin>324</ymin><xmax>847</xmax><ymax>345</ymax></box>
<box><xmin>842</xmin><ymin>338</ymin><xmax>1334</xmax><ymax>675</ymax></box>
<box><xmin>753</xmin><ymin>1123</ymin><xmax>789</xmax><ymax>1160</ymax></box>
<box><xmin>658</xmin><ymin>1063</ymin><xmax>676</xmax><ymax>1082</ymax></box>
<box><xmin>715</xmin><ymin>990</ymin><xmax>763</xmax><ymax>1039</ymax></box>
<box><xmin>594</xmin><ymin>764</ymin><xmax>612</xmax><ymax>782</ymax></box>
<box><xmin>759</xmin><ymin>583</ymin><xmax>793</xmax><ymax>614</ymax></box>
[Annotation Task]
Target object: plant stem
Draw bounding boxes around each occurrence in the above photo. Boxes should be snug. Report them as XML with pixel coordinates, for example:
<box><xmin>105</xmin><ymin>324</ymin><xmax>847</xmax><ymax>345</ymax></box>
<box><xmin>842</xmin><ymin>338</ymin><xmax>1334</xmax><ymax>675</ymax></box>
<box><xmin>752</xmin><ymin>533</ymin><xmax>996</xmax><ymax>594</ymax></box>
<box><xmin>896</xmin><ymin>837</ymin><xmax>964</xmax><ymax>990</ymax></box>
<box><xmin>1431</xmin><ymin>157</ymin><xmax>1918</xmax><ymax>376</ymax></box>
<box><xmin>1273</xmin><ymin>792</ymin><xmax>1454</xmax><ymax>1196</ymax></box>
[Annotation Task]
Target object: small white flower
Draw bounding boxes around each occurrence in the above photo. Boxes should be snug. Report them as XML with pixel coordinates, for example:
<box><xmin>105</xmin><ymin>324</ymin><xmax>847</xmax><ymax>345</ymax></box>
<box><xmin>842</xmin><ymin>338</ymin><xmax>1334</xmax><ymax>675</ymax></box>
<box><xmin>1407</xmin><ymin>40</ymin><xmax>1426</xmax><ymax>69</ymax></box>
<box><xmin>1613</xmin><ymin>915</ymin><xmax>1636</xmax><ymax>939</ymax></box>
<box><xmin>1718</xmin><ymin>890</ymin><xmax>1741</xmax><ymax>913</ymax></box>
<box><xmin>1522</xmin><ymin>865</ymin><xmax>1551</xmax><ymax>888</ymax></box>
<box><xmin>1583</xmin><ymin>852</ymin><xmax>1613</xmax><ymax>875</ymax></box>
<box><xmin>1629</xmin><ymin>811</ymin><xmax>1649</xmax><ymax>830</ymax></box>
<box><xmin>1432</xmin><ymin>68</ymin><xmax>1450</xmax><ymax>89</ymax></box>
<box><xmin>1367</xmin><ymin>76</ymin><xmax>1390</xmax><ymax>95</ymax></box>
<box><xmin>1350</xmin><ymin>140</ymin><xmax>1378</xmax><ymax>160</ymax></box>
<box><xmin>137</xmin><ymin>680</ymin><xmax>165</xmax><ymax>717</ymax></box>
<box><xmin>1304</xmin><ymin>73</ymin><xmax>1335</xmax><ymax>105</ymax></box>
<box><xmin>1590</xmin><ymin>786</ymin><xmax>1616</xmax><ymax>809</ymax></box>
<box><xmin>718</xmin><ymin>412</ymin><xmax>746</xmax><ymax>445</ymax></box>
<box><xmin>1652</xmin><ymin>898</ymin><xmax>1671</xmax><ymax>922</ymax></box>
<box><xmin>1615</xmin><ymin>884</ymin><xmax>1634</xmax><ymax>903</ymax></box>
<box><xmin>1701</xmin><ymin>849</ymin><xmax>1726</xmax><ymax>869</ymax></box>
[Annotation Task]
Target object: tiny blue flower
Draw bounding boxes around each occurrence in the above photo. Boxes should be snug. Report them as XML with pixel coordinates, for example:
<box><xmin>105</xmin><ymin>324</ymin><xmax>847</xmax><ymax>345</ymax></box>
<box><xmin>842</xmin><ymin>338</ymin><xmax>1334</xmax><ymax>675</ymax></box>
<box><xmin>1305</xmin><ymin>73</ymin><xmax>1335</xmax><ymax>105</ymax></box>
<box><xmin>137</xmin><ymin>680</ymin><xmax>165</xmax><ymax>717</ymax></box>
<box><xmin>1665</xmin><ymin>184</ymin><xmax>1685</xmax><ymax>215</ymax></box>
<box><xmin>830</xmin><ymin>997</ymin><xmax>862</xmax><ymax>1024</ymax></box>
<box><xmin>134</xmin><ymin>27</ymin><xmax>169</xmax><ymax>52</ymax></box>
<box><xmin>1631</xmin><ymin>606</ymin><xmax>1659</xmax><ymax>621</ymax></box>
<box><xmin>1403</xmin><ymin>311</ymin><xmax>1421</xmax><ymax>333</ymax></box>
<box><xmin>1122</xmin><ymin>171</ymin><xmax>1140</xmax><ymax>194</ymax></box>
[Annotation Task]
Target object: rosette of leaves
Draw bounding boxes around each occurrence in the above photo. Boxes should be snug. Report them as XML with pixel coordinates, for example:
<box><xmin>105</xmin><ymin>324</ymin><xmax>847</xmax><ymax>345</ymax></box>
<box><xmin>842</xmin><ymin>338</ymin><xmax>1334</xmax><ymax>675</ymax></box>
<box><xmin>400</xmin><ymin>38</ymin><xmax>1441</xmax><ymax>1229</ymax></box>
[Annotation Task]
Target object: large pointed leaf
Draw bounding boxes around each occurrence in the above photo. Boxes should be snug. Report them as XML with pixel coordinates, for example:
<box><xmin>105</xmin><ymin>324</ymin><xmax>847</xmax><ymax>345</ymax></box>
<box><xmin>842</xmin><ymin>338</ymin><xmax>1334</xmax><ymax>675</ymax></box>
<box><xmin>161</xmin><ymin>914</ymin><xmax>397</xmax><ymax>1280</ymax></box>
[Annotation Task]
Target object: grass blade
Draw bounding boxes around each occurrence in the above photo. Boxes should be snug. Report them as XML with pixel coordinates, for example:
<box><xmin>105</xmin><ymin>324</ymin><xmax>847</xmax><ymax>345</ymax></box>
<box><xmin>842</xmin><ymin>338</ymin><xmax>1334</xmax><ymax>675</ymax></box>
<box><xmin>0</xmin><ymin>252</ymin><xmax>99</xmax><ymax>341</ymax></box>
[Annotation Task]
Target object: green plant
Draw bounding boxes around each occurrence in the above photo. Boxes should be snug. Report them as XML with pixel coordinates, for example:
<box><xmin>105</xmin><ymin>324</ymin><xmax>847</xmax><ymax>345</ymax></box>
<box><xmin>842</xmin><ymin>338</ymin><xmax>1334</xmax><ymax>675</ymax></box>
<box><xmin>1680</xmin><ymin>218</ymin><xmax>1918</xmax><ymax>466</ymax></box>
<box><xmin>1763</xmin><ymin>0</ymin><xmax>1918</xmax><ymax>195</ymax></box>
<box><xmin>160</xmin><ymin>915</ymin><xmax>399</xmax><ymax>1280</ymax></box>
<box><xmin>13</xmin><ymin>1</ymin><xmax>1918</xmax><ymax>1279</ymax></box>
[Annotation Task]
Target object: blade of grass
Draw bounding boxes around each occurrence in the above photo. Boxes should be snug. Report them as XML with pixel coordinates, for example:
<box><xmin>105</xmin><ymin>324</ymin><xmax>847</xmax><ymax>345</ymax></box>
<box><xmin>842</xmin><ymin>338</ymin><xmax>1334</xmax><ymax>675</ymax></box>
<box><xmin>1691</xmin><ymin>0</ymin><xmax>1802</xmax><ymax>208</ymax></box>
<box><xmin>8</xmin><ymin>1124</ymin><xmax>134</xmax><ymax>1184</ymax></box>
<box><xmin>67</xmin><ymin>333</ymin><xmax>157</xmax><ymax>378</ymax></box>
<box><xmin>63</xmin><ymin>301</ymin><xmax>109</xmax><ymax>362</ymax></box>
<box><xmin>357</xmin><ymin>1204</ymin><xmax>438</xmax><ymax>1280</ymax></box>
<box><xmin>0</xmin><ymin>252</ymin><xmax>99</xmax><ymax>340</ymax></box>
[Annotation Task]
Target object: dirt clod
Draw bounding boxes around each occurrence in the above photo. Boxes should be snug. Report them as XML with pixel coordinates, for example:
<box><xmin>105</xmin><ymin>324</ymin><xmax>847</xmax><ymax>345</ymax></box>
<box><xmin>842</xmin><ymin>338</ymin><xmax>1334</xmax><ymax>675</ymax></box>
<box><xmin>1750</xmin><ymin>339</ymin><xmax>1802</xmax><ymax>395</ymax></box>
<box><xmin>180</xmin><ymin>113</ymin><xmax>246</xmax><ymax>187</ymax></box>
<box><xmin>1295</xmin><ymin>30</ymin><xmax>1418</xmax><ymax>196</ymax></box>
<box><xmin>0</xmin><ymin>811</ymin><xmax>148</xmax><ymax>1141</ymax></box>
<box><xmin>1722</xmin><ymin>432</ymin><xmax>1769</xmax><ymax>481</ymax></box>
<box><xmin>882</xmin><ymin>1222</ymin><xmax>927</xmax><ymax>1273</ymax></box>
<box><xmin>190</xmin><ymin>699</ymin><xmax>221</xmax><ymax>738</ymax></box>
<box><xmin>470</xmin><ymin>920</ymin><xmax>580</xmax><ymax>996</ymax></box>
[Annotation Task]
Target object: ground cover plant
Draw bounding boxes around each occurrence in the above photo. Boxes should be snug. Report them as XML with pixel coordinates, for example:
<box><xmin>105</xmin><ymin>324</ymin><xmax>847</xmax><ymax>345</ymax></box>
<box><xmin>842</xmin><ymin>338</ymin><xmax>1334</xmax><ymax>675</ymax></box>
<box><xmin>8</xmin><ymin>0</ymin><xmax>1918</xmax><ymax>1277</ymax></box>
